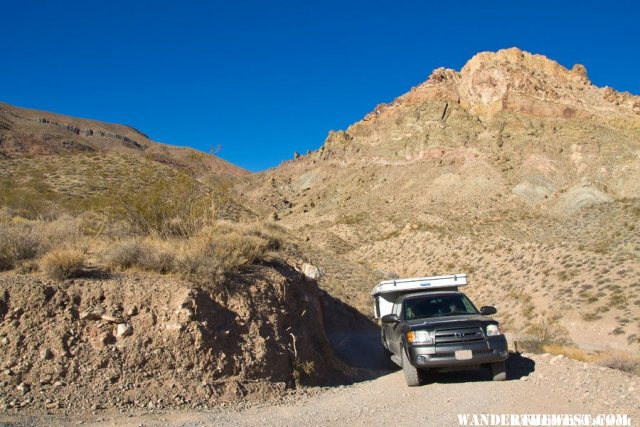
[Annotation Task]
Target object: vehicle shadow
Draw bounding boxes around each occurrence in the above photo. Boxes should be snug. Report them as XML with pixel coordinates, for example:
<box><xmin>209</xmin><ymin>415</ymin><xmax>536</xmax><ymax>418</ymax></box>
<box><xmin>426</xmin><ymin>351</ymin><xmax>536</xmax><ymax>384</ymax></box>
<box><xmin>506</xmin><ymin>352</ymin><xmax>536</xmax><ymax>380</ymax></box>
<box><xmin>320</xmin><ymin>291</ymin><xmax>398</xmax><ymax>381</ymax></box>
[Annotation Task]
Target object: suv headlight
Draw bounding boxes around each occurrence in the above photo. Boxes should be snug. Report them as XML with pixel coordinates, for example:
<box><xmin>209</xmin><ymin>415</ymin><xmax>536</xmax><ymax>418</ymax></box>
<box><xmin>407</xmin><ymin>330</ymin><xmax>434</xmax><ymax>344</ymax></box>
<box><xmin>486</xmin><ymin>324</ymin><xmax>502</xmax><ymax>337</ymax></box>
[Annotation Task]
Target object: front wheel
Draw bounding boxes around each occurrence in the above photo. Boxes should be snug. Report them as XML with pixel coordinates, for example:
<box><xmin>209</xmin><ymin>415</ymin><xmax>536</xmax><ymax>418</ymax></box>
<box><xmin>401</xmin><ymin>348</ymin><xmax>427</xmax><ymax>386</ymax></box>
<box><xmin>491</xmin><ymin>361</ymin><xmax>507</xmax><ymax>381</ymax></box>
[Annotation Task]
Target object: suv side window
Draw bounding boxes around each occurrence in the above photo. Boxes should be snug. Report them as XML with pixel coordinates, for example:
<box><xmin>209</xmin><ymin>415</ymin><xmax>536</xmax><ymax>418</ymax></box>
<box><xmin>393</xmin><ymin>301</ymin><xmax>402</xmax><ymax>318</ymax></box>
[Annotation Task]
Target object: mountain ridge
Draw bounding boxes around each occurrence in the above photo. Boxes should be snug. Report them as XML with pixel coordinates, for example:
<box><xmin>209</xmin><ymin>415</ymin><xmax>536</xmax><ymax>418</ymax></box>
<box><xmin>0</xmin><ymin>101</ymin><xmax>248</xmax><ymax>179</ymax></box>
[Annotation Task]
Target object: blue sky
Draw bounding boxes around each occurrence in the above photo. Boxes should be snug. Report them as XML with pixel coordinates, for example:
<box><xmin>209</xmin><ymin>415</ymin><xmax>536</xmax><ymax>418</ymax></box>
<box><xmin>2</xmin><ymin>1</ymin><xmax>638</xmax><ymax>171</ymax></box>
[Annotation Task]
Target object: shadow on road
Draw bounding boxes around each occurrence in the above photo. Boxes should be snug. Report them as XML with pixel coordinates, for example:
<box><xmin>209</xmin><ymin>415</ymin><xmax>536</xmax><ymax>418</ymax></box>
<box><xmin>505</xmin><ymin>351</ymin><xmax>536</xmax><ymax>380</ymax></box>
<box><xmin>320</xmin><ymin>291</ymin><xmax>397</xmax><ymax>382</ymax></box>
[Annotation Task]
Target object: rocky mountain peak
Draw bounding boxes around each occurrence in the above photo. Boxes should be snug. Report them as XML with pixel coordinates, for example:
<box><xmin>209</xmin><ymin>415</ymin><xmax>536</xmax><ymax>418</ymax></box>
<box><xmin>329</xmin><ymin>48</ymin><xmax>638</xmax><ymax>145</ymax></box>
<box><xmin>456</xmin><ymin>47</ymin><xmax>596</xmax><ymax>117</ymax></box>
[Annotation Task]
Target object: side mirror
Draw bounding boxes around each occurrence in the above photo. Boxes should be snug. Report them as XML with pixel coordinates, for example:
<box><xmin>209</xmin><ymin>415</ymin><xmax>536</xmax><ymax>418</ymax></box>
<box><xmin>381</xmin><ymin>314</ymin><xmax>400</xmax><ymax>324</ymax></box>
<box><xmin>480</xmin><ymin>306</ymin><xmax>497</xmax><ymax>315</ymax></box>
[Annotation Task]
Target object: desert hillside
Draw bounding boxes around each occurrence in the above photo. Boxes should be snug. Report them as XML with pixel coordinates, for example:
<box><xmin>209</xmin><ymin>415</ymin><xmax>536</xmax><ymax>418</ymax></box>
<box><xmin>238</xmin><ymin>48</ymin><xmax>640</xmax><ymax>353</ymax></box>
<box><xmin>0</xmin><ymin>102</ymin><xmax>247</xmax><ymax>179</ymax></box>
<box><xmin>0</xmin><ymin>100</ymin><xmax>375</xmax><ymax>414</ymax></box>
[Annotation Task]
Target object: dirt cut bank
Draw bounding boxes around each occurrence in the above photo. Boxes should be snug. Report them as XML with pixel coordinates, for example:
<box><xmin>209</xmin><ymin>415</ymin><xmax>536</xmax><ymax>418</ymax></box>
<box><xmin>0</xmin><ymin>262</ymin><xmax>360</xmax><ymax>414</ymax></box>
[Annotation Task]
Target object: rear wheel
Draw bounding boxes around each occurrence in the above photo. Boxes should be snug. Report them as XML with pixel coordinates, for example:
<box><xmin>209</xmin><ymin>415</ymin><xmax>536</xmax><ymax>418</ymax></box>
<box><xmin>401</xmin><ymin>348</ymin><xmax>426</xmax><ymax>386</ymax></box>
<box><xmin>491</xmin><ymin>361</ymin><xmax>507</xmax><ymax>381</ymax></box>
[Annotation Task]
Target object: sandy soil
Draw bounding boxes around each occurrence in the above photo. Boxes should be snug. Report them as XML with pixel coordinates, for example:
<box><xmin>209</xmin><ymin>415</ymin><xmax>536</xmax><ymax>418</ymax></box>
<box><xmin>3</xmin><ymin>353</ymin><xmax>637</xmax><ymax>426</ymax></box>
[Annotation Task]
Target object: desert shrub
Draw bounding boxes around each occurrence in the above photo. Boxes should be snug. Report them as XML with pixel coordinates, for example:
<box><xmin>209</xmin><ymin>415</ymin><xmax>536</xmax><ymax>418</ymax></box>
<box><xmin>104</xmin><ymin>238</ymin><xmax>176</xmax><ymax>273</ymax></box>
<box><xmin>609</xmin><ymin>293</ymin><xmax>627</xmax><ymax>308</ymax></box>
<box><xmin>520</xmin><ymin>316</ymin><xmax>571</xmax><ymax>352</ymax></box>
<box><xmin>598</xmin><ymin>352</ymin><xmax>640</xmax><ymax>374</ymax></box>
<box><xmin>293</xmin><ymin>360</ymin><xmax>317</xmax><ymax>384</ymax></box>
<box><xmin>140</xmin><ymin>246</ymin><xmax>176</xmax><ymax>274</ymax></box>
<box><xmin>238</xmin><ymin>222</ymin><xmax>286</xmax><ymax>251</ymax></box>
<box><xmin>177</xmin><ymin>223</ymin><xmax>275</xmax><ymax>287</ymax></box>
<box><xmin>97</xmin><ymin>220</ymin><xmax>286</xmax><ymax>281</ymax></box>
<box><xmin>0</xmin><ymin>176</ymin><xmax>61</xmax><ymax>219</ymax></box>
<box><xmin>17</xmin><ymin>260</ymin><xmax>39</xmax><ymax>274</ymax></box>
<box><xmin>581</xmin><ymin>312</ymin><xmax>602</xmax><ymax>322</ymax></box>
<box><xmin>195</xmin><ymin>229</ymin><xmax>269</xmax><ymax>269</ymax></box>
<box><xmin>136</xmin><ymin>239</ymin><xmax>177</xmax><ymax>274</ymax></box>
<box><xmin>178</xmin><ymin>248</ymin><xmax>226</xmax><ymax>287</ymax></box>
<box><xmin>0</xmin><ymin>222</ymin><xmax>43</xmax><ymax>270</ymax></box>
<box><xmin>40</xmin><ymin>215</ymin><xmax>83</xmax><ymax>248</ymax></box>
<box><xmin>521</xmin><ymin>301</ymin><xmax>535</xmax><ymax>320</ymax></box>
<box><xmin>611</xmin><ymin>327</ymin><xmax>625</xmax><ymax>336</ymax></box>
<box><xmin>111</xmin><ymin>175</ymin><xmax>213</xmax><ymax>237</ymax></box>
<box><xmin>213</xmin><ymin>233</ymin><xmax>270</xmax><ymax>266</ymax></box>
<box><xmin>42</xmin><ymin>247</ymin><xmax>86</xmax><ymax>280</ymax></box>
<box><xmin>105</xmin><ymin>239</ymin><xmax>149</xmax><ymax>270</ymax></box>
<box><xmin>335</xmin><ymin>212</ymin><xmax>368</xmax><ymax>225</ymax></box>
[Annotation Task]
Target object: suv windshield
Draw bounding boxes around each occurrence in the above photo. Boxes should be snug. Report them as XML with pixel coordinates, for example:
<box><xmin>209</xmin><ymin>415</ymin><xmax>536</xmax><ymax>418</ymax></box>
<box><xmin>404</xmin><ymin>293</ymin><xmax>478</xmax><ymax>320</ymax></box>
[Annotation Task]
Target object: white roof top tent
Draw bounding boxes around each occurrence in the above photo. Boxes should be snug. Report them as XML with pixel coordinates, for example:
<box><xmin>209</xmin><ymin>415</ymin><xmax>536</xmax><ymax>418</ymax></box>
<box><xmin>371</xmin><ymin>274</ymin><xmax>468</xmax><ymax>319</ymax></box>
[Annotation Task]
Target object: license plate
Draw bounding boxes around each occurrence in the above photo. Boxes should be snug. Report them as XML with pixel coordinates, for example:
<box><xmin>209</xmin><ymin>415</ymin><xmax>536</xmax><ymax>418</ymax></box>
<box><xmin>455</xmin><ymin>350</ymin><xmax>472</xmax><ymax>360</ymax></box>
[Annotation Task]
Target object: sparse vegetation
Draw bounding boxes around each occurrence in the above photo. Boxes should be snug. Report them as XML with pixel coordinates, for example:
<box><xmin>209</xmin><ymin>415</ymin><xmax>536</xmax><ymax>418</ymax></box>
<box><xmin>177</xmin><ymin>222</ymin><xmax>286</xmax><ymax>288</ymax></box>
<box><xmin>520</xmin><ymin>316</ymin><xmax>571</xmax><ymax>352</ymax></box>
<box><xmin>541</xmin><ymin>344</ymin><xmax>640</xmax><ymax>375</ymax></box>
<box><xmin>41</xmin><ymin>247</ymin><xmax>86</xmax><ymax>280</ymax></box>
<box><xmin>581</xmin><ymin>312</ymin><xmax>602</xmax><ymax>322</ymax></box>
<box><xmin>0</xmin><ymin>221</ymin><xmax>43</xmax><ymax>270</ymax></box>
<box><xmin>598</xmin><ymin>352</ymin><xmax>640</xmax><ymax>374</ymax></box>
<box><xmin>542</xmin><ymin>344</ymin><xmax>597</xmax><ymax>363</ymax></box>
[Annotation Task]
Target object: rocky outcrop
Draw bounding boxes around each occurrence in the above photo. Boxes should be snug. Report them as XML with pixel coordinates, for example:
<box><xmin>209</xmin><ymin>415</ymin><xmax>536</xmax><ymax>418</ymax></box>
<box><xmin>35</xmin><ymin>117</ymin><xmax>146</xmax><ymax>150</ymax></box>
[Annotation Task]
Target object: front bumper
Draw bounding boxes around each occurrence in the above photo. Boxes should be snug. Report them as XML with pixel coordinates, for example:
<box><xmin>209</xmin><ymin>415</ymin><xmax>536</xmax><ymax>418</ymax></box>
<box><xmin>408</xmin><ymin>336</ymin><xmax>508</xmax><ymax>368</ymax></box>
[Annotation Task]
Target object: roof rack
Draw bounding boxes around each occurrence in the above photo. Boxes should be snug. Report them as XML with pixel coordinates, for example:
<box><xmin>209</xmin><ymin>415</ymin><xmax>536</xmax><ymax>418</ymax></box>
<box><xmin>371</xmin><ymin>274</ymin><xmax>468</xmax><ymax>296</ymax></box>
<box><xmin>371</xmin><ymin>274</ymin><xmax>468</xmax><ymax>319</ymax></box>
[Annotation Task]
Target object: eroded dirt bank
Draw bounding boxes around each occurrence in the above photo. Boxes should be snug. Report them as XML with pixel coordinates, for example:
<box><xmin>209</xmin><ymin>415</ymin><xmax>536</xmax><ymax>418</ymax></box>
<box><xmin>0</xmin><ymin>263</ymin><xmax>365</xmax><ymax>415</ymax></box>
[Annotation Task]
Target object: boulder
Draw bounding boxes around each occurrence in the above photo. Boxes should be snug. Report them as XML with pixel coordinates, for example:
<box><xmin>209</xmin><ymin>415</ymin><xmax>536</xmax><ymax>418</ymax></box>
<box><xmin>301</xmin><ymin>263</ymin><xmax>324</xmax><ymax>280</ymax></box>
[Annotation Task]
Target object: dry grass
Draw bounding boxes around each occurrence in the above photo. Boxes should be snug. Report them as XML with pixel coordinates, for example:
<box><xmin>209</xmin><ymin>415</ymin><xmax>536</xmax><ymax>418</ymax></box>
<box><xmin>598</xmin><ymin>351</ymin><xmax>640</xmax><ymax>374</ymax></box>
<box><xmin>98</xmin><ymin>221</ymin><xmax>288</xmax><ymax>287</ymax></box>
<box><xmin>0</xmin><ymin>213</ymin><xmax>91</xmax><ymax>271</ymax></box>
<box><xmin>41</xmin><ymin>247</ymin><xmax>86</xmax><ymax>280</ymax></box>
<box><xmin>0</xmin><ymin>221</ymin><xmax>42</xmax><ymax>270</ymax></box>
<box><xmin>177</xmin><ymin>221</ymin><xmax>285</xmax><ymax>287</ymax></box>
<box><xmin>104</xmin><ymin>238</ymin><xmax>176</xmax><ymax>274</ymax></box>
<box><xmin>540</xmin><ymin>344</ymin><xmax>639</xmax><ymax>375</ymax></box>
<box><xmin>542</xmin><ymin>344</ymin><xmax>598</xmax><ymax>363</ymax></box>
<box><xmin>0</xmin><ymin>206</ymin><xmax>289</xmax><ymax>289</ymax></box>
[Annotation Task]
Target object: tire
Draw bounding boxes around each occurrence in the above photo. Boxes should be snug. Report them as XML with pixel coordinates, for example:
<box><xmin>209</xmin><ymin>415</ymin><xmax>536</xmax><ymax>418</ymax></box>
<box><xmin>401</xmin><ymin>348</ymin><xmax>426</xmax><ymax>386</ymax></box>
<box><xmin>491</xmin><ymin>361</ymin><xmax>507</xmax><ymax>381</ymax></box>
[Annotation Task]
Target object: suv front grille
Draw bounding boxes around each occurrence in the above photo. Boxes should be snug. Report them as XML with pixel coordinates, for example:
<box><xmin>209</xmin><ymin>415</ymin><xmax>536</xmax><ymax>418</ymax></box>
<box><xmin>434</xmin><ymin>326</ymin><xmax>484</xmax><ymax>344</ymax></box>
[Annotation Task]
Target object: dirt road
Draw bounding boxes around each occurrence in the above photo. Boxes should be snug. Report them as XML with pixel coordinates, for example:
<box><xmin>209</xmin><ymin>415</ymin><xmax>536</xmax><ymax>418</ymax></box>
<box><xmin>2</xmin><ymin>353</ymin><xmax>637</xmax><ymax>427</ymax></box>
